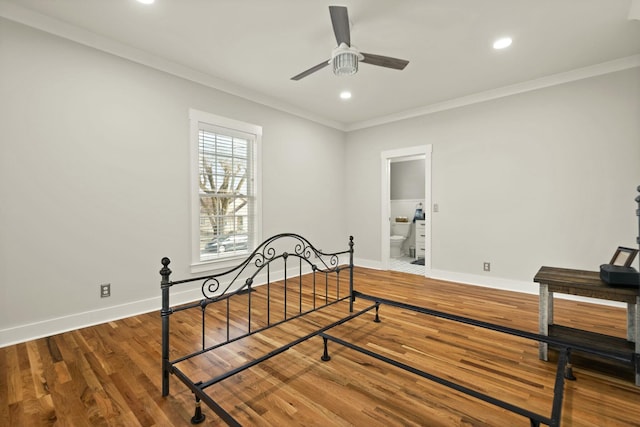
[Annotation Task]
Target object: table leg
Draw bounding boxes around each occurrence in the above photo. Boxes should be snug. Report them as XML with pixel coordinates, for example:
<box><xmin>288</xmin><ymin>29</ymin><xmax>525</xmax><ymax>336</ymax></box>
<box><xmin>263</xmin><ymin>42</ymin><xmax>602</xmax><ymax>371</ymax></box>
<box><xmin>539</xmin><ymin>284</ymin><xmax>550</xmax><ymax>361</ymax></box>
<box><xmin>634</xmin><ymin>297</ymin><xmax>639</xmax><ymax>386</ymax></box>
<box><xmin>628</xmin><ymin>302</ymin><xmax>636</xmax><ymax>342</ymax></box>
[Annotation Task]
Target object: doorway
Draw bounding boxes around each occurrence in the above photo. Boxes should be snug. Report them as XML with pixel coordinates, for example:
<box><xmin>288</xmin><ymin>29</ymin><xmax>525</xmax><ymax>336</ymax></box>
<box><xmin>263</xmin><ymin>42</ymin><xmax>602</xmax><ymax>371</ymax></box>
<box><xmin>380</xmin><ymin>145</ymin><xmax>432</xmax><ymax>275</ymax></box>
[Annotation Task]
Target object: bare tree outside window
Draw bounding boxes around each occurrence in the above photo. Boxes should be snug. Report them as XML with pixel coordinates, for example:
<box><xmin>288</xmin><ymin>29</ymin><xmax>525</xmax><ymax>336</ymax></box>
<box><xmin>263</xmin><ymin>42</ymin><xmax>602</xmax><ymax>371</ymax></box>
<box><xmin>198</xmin><ymin>130</ymin><xmax>251</xmax><ymax>258</ymax></box>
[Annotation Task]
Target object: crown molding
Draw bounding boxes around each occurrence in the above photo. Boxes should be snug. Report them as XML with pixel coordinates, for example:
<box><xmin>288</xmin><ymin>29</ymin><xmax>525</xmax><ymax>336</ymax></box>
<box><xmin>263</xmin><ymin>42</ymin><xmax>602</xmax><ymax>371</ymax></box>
<box><xmin>0</xmin><ymin>1</ymin><xmax>346</xmax><ymax>131</ymax></box>
<box><xmin>345</xmin><ymin>54</ymin><xmax>640</xmax><ymax>132</ymax></box>
<box><xmin>2</xmin><ymin>1</ymin><xmax>637</xmax><ymax>133</ymax></box>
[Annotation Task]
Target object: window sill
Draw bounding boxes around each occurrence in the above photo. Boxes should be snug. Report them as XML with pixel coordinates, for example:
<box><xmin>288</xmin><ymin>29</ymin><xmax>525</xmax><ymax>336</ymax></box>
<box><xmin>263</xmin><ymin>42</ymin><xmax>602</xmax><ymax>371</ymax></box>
<box><xmin>190</xmin><ymin>252</ymin><xmax>249</xmax><ymax>275</ymax></box>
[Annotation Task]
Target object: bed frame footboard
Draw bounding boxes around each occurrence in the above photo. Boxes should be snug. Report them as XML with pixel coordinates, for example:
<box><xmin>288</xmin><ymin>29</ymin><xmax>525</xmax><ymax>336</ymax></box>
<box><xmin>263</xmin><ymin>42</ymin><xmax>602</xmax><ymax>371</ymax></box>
<box><xmin>160</xmin><ymin>233</ymin><xmax>355</xmax><ymax>406</ymax></box>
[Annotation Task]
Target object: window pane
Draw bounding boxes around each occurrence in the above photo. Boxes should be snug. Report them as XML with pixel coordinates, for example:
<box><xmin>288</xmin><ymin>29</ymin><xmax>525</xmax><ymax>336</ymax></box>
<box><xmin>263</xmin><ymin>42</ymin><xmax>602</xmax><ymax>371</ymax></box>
<box><xmin>198</xmin><ymin>128</ymin><xmax>253</xmax><ymax>261</ymax></box>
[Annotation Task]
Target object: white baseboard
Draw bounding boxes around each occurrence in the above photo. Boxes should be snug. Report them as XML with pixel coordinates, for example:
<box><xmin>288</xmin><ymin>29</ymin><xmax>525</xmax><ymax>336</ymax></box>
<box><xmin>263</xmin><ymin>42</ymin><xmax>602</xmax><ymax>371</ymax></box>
<box><xmin>1</xmin><ymin>260</ymin><xmax>624</xmax><ymax>348</ymax></box>
<box><xmin>353</xmin><ymin>258</ymin><xmax>625</xmax><ymax>308</ymax></box>
<box><xmin>0</xmin><ymin>256</ymin><xmax>351</xmax><ymax>348</ymax></box>
<box><xmin>353</xmin><ymin>257</ymin><xmax>383</xmax><ymax>270</ymax></box>
<box><xmin>0</xmin><ymin>295</ymin><xmax>164</xmax><ymax>348</ymax></box>
<box><xmin>426</xmin><ymin>269</ymin><xmax>624</xmax><ymax>308</ymax></box>
<box><xmin>427</xmin><ymin>269</ymin><xmax>536</xmax><ymax>295</ymax></box>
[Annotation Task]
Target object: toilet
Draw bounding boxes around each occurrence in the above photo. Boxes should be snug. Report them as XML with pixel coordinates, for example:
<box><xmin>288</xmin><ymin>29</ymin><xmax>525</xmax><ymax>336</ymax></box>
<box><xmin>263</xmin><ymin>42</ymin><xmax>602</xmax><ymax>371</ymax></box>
<box><xmin>390</xmin><ymin>221</ymin><xmax>410</xmax><ymax>258</ymax></box>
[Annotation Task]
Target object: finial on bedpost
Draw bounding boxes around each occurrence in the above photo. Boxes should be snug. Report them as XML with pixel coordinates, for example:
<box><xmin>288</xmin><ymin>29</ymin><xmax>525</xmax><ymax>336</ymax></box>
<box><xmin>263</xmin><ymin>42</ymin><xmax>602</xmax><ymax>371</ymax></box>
<box><xmin>160</xmin><ymin>257</ymin><xmax>172</xmax><ymax>285</ymax></box>
<box><xmin>348</xmin><ymin>236</ymin><xmax>354</xmax><ymax>263</ymax></box>
<box><xmin>349</xmin><ymin>236</ymin><xmax>354</xmax><ymax>313</ymax></box>
<box><xmin>160</xmin><ymin>258</ymin><xmax>172</xmax><ymax>315</ymax></box>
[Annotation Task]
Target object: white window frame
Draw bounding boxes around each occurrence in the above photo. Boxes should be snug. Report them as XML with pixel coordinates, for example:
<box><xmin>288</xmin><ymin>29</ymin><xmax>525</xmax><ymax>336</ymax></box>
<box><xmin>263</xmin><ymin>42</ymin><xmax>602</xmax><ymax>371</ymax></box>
<box><xmin>189</xmin><ymin>108</ymin><xmax>262</xmax><ymax>273</ymax></box>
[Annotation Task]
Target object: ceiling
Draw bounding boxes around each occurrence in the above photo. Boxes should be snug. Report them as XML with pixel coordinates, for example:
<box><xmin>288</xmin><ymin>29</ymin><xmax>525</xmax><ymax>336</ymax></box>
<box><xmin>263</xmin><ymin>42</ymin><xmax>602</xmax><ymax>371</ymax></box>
<box><xmin>2</xmin><ymin>0</ymin><xmax>640</xmax><ymax>130</ymax></box>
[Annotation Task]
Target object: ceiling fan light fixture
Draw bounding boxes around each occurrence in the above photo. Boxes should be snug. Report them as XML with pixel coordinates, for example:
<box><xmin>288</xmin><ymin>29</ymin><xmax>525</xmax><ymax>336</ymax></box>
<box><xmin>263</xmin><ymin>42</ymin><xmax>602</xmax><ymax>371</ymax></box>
<box><xmin>331</xmin><ymin>43</ymin><xmax>363</xmax><ymax>76</ymax></box>
<box><xmin>333</xmin><ymin>51</ymin><xmax>358</xmax><ymax>76</ymax></box>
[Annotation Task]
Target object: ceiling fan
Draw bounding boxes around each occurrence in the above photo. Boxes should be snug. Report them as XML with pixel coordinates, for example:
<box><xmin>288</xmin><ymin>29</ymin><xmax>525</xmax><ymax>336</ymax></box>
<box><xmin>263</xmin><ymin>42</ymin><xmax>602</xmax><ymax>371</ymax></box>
<box><xmin>291</xmin><ymin>5</ymin><xmax>409</xmax><ymax>81</ymax></box>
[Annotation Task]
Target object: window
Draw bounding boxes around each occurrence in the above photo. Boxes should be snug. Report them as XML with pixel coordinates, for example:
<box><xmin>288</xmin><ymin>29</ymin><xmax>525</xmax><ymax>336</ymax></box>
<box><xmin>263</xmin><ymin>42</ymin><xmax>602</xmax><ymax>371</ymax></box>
<box><xmin>189</xmin><ymin>109</ymin><xmax>261</xmax><ymax>271</ymax></box>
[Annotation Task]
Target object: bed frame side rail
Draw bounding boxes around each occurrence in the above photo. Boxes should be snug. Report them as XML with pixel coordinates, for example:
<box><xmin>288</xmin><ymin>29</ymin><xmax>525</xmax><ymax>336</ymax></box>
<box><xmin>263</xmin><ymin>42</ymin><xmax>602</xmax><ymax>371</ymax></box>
<box><xmin>344</xmin><ymin>291</ymin><xmax>634</xmax><ymax>427</ymax></box>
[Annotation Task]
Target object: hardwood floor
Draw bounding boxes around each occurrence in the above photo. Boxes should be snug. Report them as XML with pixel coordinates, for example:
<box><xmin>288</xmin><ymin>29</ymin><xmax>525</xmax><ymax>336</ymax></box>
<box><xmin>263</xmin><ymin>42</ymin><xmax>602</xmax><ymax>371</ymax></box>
<box><xmin>1</xmin><ymin>267</ymin><xmax>639</xmax><ymax>426</ymax></box>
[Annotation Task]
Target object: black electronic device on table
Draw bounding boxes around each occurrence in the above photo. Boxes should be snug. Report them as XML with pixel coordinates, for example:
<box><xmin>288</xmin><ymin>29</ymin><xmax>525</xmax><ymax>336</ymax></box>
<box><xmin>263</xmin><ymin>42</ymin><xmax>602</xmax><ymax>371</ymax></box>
<box><xmin>600</xmin><ymin>246</ymin><xmax>639</xmax><ymax>286</ymax></box>
<box><xmin>600</xmin><ymin>264</ymin><xmax>639</xmax><ymax>286</ymax></box>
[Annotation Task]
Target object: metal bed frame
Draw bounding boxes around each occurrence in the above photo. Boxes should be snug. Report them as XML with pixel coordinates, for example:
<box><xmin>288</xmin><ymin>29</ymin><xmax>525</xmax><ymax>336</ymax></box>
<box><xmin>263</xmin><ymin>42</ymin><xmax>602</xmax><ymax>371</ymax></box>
<box><xmin>160</xmin><ymin>232</ymin><xmax>637</xmax><ymax>427</ymax></box>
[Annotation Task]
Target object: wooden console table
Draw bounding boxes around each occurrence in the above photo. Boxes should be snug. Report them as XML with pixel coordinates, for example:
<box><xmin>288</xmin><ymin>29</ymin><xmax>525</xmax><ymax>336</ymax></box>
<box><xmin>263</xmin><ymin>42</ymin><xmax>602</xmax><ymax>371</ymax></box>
<box><xmin>534</xmin><ymin>266</ymin><xmax>639</xmax><ymax>385</ymax></box>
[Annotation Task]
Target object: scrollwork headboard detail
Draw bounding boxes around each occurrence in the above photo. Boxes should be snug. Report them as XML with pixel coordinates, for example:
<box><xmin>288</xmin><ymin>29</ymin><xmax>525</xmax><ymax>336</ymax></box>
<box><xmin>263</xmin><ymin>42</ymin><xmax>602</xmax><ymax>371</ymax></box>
<box><xmin>171</xmin><ymin>233</ymin><xmax>352</xmax><ymax>301</ymax></box>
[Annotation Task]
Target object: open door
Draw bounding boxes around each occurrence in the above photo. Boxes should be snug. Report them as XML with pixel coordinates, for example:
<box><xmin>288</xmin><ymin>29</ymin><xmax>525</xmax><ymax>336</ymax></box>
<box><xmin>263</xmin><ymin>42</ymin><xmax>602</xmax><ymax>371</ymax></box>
<box><xmin>380</xmin><ymin>145</ymin><xmax>432</xmax><ymax>275</ymax></box>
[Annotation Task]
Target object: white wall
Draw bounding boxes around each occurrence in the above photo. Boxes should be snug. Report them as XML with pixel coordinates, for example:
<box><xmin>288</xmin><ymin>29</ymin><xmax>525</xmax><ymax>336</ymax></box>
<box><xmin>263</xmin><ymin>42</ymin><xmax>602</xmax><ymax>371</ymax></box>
<box><xmin>1</xmin><ymin>17</ymin><xmax>639</xmax><ymax>346</ymax></box>
<box><xmin>0</xmin><ymin>18</ymin><xmax>347</xmax><ymax>345</ymax></box>
<box><xmin>346</xmin><ymin>68</ymin><xmax>640</xmax><ymax>285</ymax></box>
<box><xmin>391</xmin><ymin>159</ymin><xmax>425</xmax><ymax>200</ymax></box>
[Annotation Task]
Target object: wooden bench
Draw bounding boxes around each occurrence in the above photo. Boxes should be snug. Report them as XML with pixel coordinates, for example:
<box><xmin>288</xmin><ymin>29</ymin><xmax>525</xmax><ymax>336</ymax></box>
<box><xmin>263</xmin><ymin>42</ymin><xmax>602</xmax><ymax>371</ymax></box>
<box><xmin>534</xmin><ymin>266</ymin><xmax>639</xmax><ymax>385</ymax></box>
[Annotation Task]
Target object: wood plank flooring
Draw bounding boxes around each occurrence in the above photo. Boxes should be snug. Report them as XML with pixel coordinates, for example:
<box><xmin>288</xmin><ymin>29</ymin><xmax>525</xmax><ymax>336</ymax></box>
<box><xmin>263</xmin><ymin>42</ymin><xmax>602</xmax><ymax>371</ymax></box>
<box><xmin>1</xmin><ymin>267</ymin><xmax>639</xmax><ymax>426</ymax></box>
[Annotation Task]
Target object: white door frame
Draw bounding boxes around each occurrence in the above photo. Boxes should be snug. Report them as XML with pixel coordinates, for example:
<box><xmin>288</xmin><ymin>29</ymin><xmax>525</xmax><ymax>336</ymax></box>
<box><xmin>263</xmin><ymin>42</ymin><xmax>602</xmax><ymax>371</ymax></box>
<box><xmin>380</xmin><ymin>145</ymin><xmax>432</xmax><ymax>275</ymax></box>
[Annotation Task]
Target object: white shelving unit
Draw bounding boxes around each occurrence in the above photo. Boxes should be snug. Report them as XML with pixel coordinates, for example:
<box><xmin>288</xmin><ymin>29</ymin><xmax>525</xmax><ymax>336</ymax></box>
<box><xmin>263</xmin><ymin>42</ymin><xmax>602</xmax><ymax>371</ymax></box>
<box><xmin>415</xmin><ymin>220</ymin><xmax>426</xmax><ymax>259</ymax></box>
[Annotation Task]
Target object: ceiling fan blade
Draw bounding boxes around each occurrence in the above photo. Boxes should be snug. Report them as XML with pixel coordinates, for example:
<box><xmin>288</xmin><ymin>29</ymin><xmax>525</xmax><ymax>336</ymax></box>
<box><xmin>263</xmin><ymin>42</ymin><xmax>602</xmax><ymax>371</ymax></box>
<box><xmin>329</xmin><ymin>6</ymin><xmax>350</xmax><ymax>46</ymax></box>
<box><xmin>361</xmin><ymin>53</ymin><xmax>409</xmax><ymax>70</ymax></box>
<box><xmin>291</xmin><ymin>60</ymin><xmax>330</xmax><ymax>80</ymax></box>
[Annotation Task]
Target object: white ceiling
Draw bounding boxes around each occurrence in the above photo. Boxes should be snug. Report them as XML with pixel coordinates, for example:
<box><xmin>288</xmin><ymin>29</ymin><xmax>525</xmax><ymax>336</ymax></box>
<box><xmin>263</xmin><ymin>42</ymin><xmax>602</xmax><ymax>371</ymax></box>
<box><xmin>2</xmin><ymin>0</ymin><xmax>640</xmax><ymax>130</ymax></box>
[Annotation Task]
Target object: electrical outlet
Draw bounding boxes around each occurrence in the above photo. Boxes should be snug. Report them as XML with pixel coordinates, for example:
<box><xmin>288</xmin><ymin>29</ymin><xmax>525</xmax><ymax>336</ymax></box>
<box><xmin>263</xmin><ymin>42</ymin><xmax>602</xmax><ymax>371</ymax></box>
<box><xmin>433</xmin><ymin>203</ymin><xmax>439</xmax><ymax>213</ymax></box>
<box><xmin>100</xmin><ymin>283</ymin><xmax>111</xmax><ymax>298</ymax></box>
<box><xmin>483</xmin><ymin>262</ymin><xmax>491</xmax><ymax>272</ymax></box>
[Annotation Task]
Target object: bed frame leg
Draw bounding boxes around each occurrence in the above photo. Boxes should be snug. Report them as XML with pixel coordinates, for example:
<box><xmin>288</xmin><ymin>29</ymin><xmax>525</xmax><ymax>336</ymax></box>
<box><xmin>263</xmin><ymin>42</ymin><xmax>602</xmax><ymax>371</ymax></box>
<box><xmin>374</xmin><ymin>302</ymin><xmax>381</xmax><ymax>323</ymax></box>
<box><xmin>190</xmin><ymin>382</ymin><xmax>206</xmax><ymax>424</ymax></box>
<box><xmin>321</xmin><ymin>336</ymin><xmax>331</xmax><ymax>361</ymax></box>
<box><xmin>564</xmin><ymin>348</ymin><xmax>576</xmax><ymax>381</ymax></box>
<box><xmin>530</xmin><ymin>419</ymin><xmax>540</xmax><ymax>427</ymax></box>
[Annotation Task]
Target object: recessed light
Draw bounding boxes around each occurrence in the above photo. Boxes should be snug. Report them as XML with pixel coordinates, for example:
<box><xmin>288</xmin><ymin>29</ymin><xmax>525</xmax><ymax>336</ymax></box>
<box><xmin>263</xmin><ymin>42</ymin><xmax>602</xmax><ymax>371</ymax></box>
<box><xmin>137</xmin><ymin>0</ymin><xmax>155</xmax><ymax>4</ymax></box>
<box><xmin>493</xmin><ymin>37</ymin><xmax>512</xmax><ymax>50</ymax></box>
<box><xmin>340</xmin><ymin>91</ymin><xmax>352</xmax><ymax>100</ymax></box>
